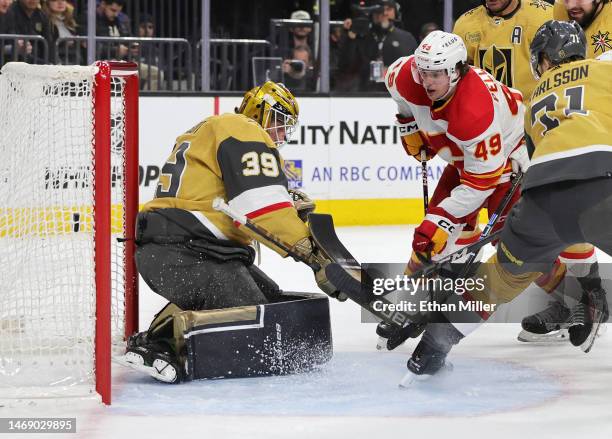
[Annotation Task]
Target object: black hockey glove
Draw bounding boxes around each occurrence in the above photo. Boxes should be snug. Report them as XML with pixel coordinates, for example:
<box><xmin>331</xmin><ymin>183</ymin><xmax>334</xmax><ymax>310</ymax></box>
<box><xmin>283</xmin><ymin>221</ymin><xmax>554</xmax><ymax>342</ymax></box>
<box><xmin>289</xmin><ymin>189</ymin><xmax>316</xmax><ymax>223</ymax></box>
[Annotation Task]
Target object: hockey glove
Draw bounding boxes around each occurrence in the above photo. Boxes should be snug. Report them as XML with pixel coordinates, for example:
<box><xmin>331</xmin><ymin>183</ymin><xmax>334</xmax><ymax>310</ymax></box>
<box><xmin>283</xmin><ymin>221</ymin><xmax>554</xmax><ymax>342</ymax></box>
<box><xmin>289</xmin><ymin>189</ymin><xmax>316</xmax><ymax>223</ymax></box>
<box><xmin>396</xmin><ymin>114</ymin><xmax>434</xmax><ymax>161</ymax></box>
<box><xmin>509</xmin><ymin>143</ymin><xmax>530</xmax><ymax>173</ymax></box>
<box><xmin>412</xmin><ymin>206</ymin><xmax>460</xmax><ymax>256</ymax></box>
<box><xmin>292</xmin><ymin>237</ymin><xmax>347</xmax><ymax>301</ymax></box>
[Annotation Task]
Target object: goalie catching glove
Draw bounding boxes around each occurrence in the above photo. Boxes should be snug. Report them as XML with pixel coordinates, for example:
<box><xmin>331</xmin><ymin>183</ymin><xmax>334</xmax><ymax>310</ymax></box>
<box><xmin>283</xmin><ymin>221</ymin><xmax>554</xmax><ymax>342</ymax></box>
<box><xmin>412</xmin><ymin>206</ymin><xmax>460</xmax><ymax>256</ymax></box>
<box><xmin>292</xmin><ymin>236</ymin><xmax>347</xmax><ymax>301</ymax></box>
<box><xmin>289</xmin><ymin>189</ymin><xmax>316</xmax><ymax>222</ymax></box>
<box><xmin>396</xmin><ymin>114</ymin><xmax>434</xmax><ymax>161</ymax></box>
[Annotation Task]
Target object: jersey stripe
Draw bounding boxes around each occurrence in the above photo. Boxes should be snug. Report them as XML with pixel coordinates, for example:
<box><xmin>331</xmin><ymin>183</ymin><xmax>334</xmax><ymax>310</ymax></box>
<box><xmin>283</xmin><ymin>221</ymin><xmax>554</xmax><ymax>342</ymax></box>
<box><xmin>531</xmin><ymin>144</ymin><xmax>612</xmax><ymax>166</ymax></box>
<box><xmin>229</xmin><ymin>184</ymin><xmax>292</xmax><ymax>217</ymax></box>
<box><xmin>189</xmin><ymin>210</ymin><xmax>229</xmax><ymax>240</ymax></box>
<box><xmin>460</xmin><ymin>162</ymin><xmax>506</xmax><ymax>190</ymax></box>
<box><xmin>246</xmin><ymin>202</ymin><xmax>293</xmax><ymax>219</ymax></box>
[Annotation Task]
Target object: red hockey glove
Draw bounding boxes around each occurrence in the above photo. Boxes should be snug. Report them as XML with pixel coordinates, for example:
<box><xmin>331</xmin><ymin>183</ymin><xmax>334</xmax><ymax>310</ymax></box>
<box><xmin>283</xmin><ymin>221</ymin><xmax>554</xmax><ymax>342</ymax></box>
<box><xmin>395</xmin><ymin>114</ymin><xmax>434</xmax><ymax>161</ymax></box>
<box><xmin>412</xmin><ymin>206</ymin><xmax>460</xmax><ymax>256</ymax></box>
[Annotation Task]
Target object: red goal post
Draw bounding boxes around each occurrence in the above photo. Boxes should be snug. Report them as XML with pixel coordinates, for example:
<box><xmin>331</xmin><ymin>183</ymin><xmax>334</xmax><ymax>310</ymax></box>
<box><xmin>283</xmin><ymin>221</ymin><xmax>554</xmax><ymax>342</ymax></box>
<box><xmin>0</xmin><ymin>61</ymin><xmax>139</xmax><ymax>405</ymax></box>
<box><xmin>94</xmin><ymin>61</ymin><xmax>140</xmax><ymax>405</ymax></box>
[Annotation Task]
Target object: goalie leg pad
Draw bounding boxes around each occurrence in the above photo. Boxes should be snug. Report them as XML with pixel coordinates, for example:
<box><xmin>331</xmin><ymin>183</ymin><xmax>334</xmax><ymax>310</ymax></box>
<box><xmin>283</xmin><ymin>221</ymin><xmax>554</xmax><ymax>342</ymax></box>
<box><xmin>174</xmin><ymin>292</ymin><xmax>333</xmax><ymax>380</ymax></box>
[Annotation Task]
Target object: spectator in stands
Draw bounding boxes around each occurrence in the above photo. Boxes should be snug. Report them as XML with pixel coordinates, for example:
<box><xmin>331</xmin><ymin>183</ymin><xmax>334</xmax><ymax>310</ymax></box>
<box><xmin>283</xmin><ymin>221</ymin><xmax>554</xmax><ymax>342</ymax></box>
<box><xmin>5</xmin><ymin>0</ymin><xmax>51</xmax><ymax>63</ymax></box>
<box><xmin>383</xmin><ymin>0</ymin><xmax>400</xmax><ymax>23</ymax></box>
<box><xmin>133</xmin><ymin>13</ymin><xmax>163</xmax><ymax>90</ymax></box>
<box><xmin>329</xmin><ymin>24</ymin><xmax>343</xmax><ymax>89</ymax></box>
<box><xmin>42</xmin><ymin>0</ymin><xmax>80</xmax><ymax>62</ymax></box>
<box><xmin>288</xmin><ymin>9</ymin><xmax>312</xmax><ymax>55</ymax></box>
<box><xmin>136</xmin><ymin>13</ymin><xmax>158</xmax><ymax>64</ymax></box>
<box><xmin>138</xmin><ymin>12</ymin><xmax>153</xmax><ymax>38</ymax></box>
<box><xmin>96</xmin><ymin>0</ymin><xmax>130</xmax><ymax>60</ymax></box>
<box><xmin>0</xmin><ymin>0</ymin><xmax>14</xmax><ymax>60</ymax></box>
<box><xmin>282</xmin><ymin>44</ymin><xmax>315</xmax><ymax>92</ymax></box>
<box><xmin>419</xmin><ymin>22</ymin><xmax>440</xmax><ymax>42</ymax></box>
<box><xmin>0</xmin><ymin>0</ymin><xmax>12</xmax><ymax>33</ymax></box>
<box><xmin>335</xmin><ymin>0</ymin><xmax>417</xmax><ymax>91</ymax></box>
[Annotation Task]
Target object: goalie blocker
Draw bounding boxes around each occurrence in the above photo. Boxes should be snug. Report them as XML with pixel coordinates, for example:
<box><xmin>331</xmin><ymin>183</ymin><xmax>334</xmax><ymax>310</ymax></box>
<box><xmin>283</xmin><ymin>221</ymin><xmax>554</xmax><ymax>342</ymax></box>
<box><xmin>118</xmin><ymin>293</ymin><xmax>332</xmax><ymax>383</ymax></box>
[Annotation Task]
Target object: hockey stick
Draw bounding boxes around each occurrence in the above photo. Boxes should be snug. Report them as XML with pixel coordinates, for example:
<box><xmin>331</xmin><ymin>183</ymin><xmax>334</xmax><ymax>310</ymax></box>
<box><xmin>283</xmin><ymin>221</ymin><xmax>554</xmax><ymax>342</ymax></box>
<box><xmin>330</xmin><ymin>173</ymin><xmax>524</xmax><ymax>332</ymax></box>
<box><xmin>211</xmin><ymin>198</ymin><xmax>319</xmax><ymax>271</ymax></box>
<box><xmin>403</xmin><ymin>171</ymin><xmax>523</xmax><ymax>285</ymax></box>
<box><xmin>453</xmin><ymin>171</ymin><xmax>523</xmax><ymax>280</ymax></box>
<box><xmin>420</xmin><ymin>149</ymin><xmax>431</xmax><ymax>263</ymax></box>
<box><xmin>420</xmin><ymin>149</ymin><xmax>429</xmax><ymax>213</ymax></box>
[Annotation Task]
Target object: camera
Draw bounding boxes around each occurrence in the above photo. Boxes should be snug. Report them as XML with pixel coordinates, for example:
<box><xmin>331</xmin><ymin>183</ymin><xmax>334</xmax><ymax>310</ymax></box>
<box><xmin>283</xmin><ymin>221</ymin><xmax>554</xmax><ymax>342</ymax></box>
<box><xmin>350</xmin><ymin>3</ymin><xmax>383</xmax><ymax>37</ymax></box>
<box><xmin>289</xmin><ymin>60</ymin><xmax>305</xmax><ymax>74</ymax></box>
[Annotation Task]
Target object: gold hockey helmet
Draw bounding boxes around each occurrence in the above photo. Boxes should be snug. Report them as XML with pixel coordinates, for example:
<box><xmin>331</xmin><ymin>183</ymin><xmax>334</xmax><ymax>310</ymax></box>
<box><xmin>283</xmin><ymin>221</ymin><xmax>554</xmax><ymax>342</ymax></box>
<box><xmin>236</xmin><ymin>81</ymin><xmax>299</xmax><ymax>146</ymax></box>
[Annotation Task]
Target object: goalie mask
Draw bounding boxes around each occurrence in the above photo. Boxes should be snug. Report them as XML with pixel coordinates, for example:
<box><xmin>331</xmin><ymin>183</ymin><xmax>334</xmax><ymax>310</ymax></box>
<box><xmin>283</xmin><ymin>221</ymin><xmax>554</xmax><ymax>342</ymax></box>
<box><xmin>411</xmin><ymin>30</ymin><xmax>468</xmax><ymax>101</ymax></box>
<box><xmin>236</xmin><ymin>81</ymin><xmax>299</xmax><ymax>147</ymax></box>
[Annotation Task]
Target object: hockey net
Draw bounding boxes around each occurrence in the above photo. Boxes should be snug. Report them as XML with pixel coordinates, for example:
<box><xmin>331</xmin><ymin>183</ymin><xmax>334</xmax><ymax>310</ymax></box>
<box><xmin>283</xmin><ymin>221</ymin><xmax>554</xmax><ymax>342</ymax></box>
<box><xmin>0</xmin><ymin>62</ymin><xmax>139</xmax><ymax>405</ymax></box>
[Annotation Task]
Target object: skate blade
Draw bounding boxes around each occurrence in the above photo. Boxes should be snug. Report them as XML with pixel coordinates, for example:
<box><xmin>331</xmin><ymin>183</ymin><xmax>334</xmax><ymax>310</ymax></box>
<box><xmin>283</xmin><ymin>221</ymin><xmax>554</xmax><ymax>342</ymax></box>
<box><xmin>517</xmin><ymin>329</ymin><xmax>569</xmax><ymax>343</ymax></box>
<box><xmin>114</xmin><ymin>354</ymin><xmax>178</xmax><ymax>383</ymax></box>
<box><xmin>398</xmin><ymin>362</ymin><xmax>454</xmax><ymax>389</ymax></box>
<box><xmin>580</xmin><ymin>313</ymin><xmax>606</xmax><ymax>353</ymax></box>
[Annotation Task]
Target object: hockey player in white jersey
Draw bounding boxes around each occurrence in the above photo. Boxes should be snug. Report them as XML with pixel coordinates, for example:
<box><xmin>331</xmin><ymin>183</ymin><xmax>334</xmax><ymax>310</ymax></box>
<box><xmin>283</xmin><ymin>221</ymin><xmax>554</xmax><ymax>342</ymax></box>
<box><xmin>380</xmin><ymin>31</ymin><xmax>530</xmax><ymax>379</ymax></box>
<box><xmin>385</xmin><ymin>31</ymin><xmax>528</xmax><ymax>268</ymax></box>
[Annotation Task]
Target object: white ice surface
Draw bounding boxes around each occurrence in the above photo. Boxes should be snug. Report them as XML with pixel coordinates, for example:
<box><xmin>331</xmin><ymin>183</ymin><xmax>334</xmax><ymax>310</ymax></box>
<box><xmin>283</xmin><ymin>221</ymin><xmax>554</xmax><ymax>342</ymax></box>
<box><xmin>2</xmin><ymin>225</ymin><xmax>612</xmax><ymax>439</ymax></box>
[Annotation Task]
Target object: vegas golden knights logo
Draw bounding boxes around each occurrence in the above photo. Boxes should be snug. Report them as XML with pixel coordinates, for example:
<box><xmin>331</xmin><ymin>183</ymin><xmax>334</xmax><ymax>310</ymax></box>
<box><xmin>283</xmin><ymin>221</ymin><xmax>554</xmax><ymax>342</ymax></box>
<box><xmin>478</xmin><ymin>46</ymin><xmax>513</xmax><ymax>87</ymax></box>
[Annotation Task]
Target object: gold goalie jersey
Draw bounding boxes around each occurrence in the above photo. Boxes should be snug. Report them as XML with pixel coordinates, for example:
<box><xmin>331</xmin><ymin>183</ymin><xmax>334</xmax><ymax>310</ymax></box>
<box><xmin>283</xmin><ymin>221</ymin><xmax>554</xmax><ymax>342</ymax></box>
<box><xmin>554</xmin><ymin>0</ymin><xmax>612</xmax><ymax>58</ymax></box>
<box><xmin>524</xmin><ymin>58</ymin><xmax>612</xmax><ymax>190</ymax></box>
<box><xmin>453</xmin><ymin>0</ymin><xmax>553</xmax><ymax>102</ymax></box>
<box><xmin>143</xmin><ymin>113</ymin><xmax>308</xmax><ymax>254</ymax></box>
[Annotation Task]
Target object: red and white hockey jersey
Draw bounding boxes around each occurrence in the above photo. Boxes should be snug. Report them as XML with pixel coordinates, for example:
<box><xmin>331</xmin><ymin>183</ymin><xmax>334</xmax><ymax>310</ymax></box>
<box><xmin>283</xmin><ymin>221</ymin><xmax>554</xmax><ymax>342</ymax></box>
<box><xmin>386</xmin><ymin>55</ymin><xmax>525</xmax><ymax>220</ymax></box>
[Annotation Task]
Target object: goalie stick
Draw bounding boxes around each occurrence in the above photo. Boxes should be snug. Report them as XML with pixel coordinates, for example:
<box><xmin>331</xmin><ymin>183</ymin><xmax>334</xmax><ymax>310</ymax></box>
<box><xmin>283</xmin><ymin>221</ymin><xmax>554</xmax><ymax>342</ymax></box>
<box><xmin>212</xmin><ymin>198</ymin><xmax>414</xmax><ymax>328</ymax></box>
<box><xmin>212</xmin><ymin>198</ymin><xmax>320</xmax><ymax>270</ymax></box>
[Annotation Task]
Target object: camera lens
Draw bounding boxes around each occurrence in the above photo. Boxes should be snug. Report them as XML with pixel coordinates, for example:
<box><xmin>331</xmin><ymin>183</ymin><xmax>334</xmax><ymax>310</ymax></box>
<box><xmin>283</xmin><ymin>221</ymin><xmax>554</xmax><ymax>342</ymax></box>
<box><xmin>290</xmin><ymin>61</ymin><xmax>305</xmax><ymax>73</ymax></box>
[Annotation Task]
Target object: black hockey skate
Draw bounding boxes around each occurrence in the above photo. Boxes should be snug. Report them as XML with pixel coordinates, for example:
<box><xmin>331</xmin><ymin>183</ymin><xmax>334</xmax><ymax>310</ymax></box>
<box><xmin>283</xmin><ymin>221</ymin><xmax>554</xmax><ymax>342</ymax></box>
<box><xmin>518</xmin><ymin>301</ymin><xmax>571</xmax><ymax>343</ymax></box>
<box><xmin>376</xmin><ymin>321</ymin><xmax>426</xmax><ymax>351</ymax></box>
<box><xmin>398</xmin><ymin>324</ymin><xmax>462</xmax><ymax>388</ymax></box>
<box><xmin>115</xmin><ymin>332</ymin><xmax>184</xmax><ymax>384</ymax></box>
<box><xmin>568</xmin><ymin>287</ymin><xmax>609</xmax><ymax>353</ymax></box>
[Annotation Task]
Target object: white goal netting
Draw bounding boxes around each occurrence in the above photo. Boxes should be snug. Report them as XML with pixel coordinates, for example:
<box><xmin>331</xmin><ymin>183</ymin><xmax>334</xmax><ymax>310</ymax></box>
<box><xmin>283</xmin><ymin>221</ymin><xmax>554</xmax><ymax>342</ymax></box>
<box><xmin>0</xmin><ymin>63</ymin><xmax>129</xmax><ymax>401</ymax></box>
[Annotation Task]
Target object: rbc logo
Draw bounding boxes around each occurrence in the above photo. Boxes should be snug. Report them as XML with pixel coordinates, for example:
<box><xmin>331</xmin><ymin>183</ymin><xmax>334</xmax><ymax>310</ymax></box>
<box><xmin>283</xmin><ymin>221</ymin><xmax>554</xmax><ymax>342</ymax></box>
<box><xmin>284</xmin><ymin>160</ymin><xmax>303</xmax><ymax>189</ymax></box>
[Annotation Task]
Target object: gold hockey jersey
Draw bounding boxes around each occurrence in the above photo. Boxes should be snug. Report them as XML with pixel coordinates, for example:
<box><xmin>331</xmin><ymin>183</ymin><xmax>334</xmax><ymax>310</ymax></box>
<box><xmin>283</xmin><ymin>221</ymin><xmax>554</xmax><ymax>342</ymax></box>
<box><xmin>524</xmin><ymin>58</ymin><xmax>612</xmax><ymax>189</ymax></box>
<box><xmin>453</xmin><ymin>0</ymin><xmax>553</xmax><ymax>102</ymax></box>
<box><xmin>554</xmin><ymin>0</ymin><xmax>612</xmax><ymax>59</ymax></box>
<box><xmin>143</xmin><ymin>113</ymin><xmax>308</xmax><ymax>254</ymax></box>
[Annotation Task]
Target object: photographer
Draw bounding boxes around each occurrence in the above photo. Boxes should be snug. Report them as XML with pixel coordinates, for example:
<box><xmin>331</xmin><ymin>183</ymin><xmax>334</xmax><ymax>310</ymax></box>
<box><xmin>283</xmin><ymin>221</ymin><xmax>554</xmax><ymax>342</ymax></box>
<box><xmin>282</xmin><ymin>44</ymin><xmax>315</xmax><ymax>92</ymax></box>
<box><xmin>336</xmin><ymin>0</ymin><xmax>417</xmax><ymax>92</ymax></box>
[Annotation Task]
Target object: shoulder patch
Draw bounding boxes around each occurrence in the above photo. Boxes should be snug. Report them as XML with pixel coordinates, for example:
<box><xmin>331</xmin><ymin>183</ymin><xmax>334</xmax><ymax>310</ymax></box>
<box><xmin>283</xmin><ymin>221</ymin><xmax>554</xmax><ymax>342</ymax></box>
<box><xmin>528</xmin><ymin>0</ymin><xmax>552</xmax><ymax>10</ymax></box>
<box><xmin>462</xmin><ymin>6</ymin><xmax>482</xmax><ymax>17</ymax></box>
<box><xmin>590</xmin><ymin>30</ymin><xmax>612</xmax><ymax>55</ymax></box>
